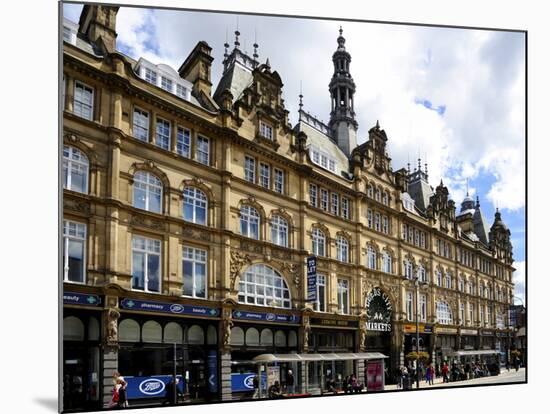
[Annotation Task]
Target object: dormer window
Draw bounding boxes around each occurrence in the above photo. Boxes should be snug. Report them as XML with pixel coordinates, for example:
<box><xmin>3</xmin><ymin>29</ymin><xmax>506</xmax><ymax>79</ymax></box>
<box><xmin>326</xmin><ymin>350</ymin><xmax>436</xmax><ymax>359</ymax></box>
<box><xmin>62</xmin><ymin>19</ymin><xmax>78</xmax><ymax>46</ymax></box>
<box><xmin>176</xmin><ymin>84</ymin><xmax>189</xmax><ymax>99</ymax></box>
<box><xmin>310</xmin><ymin>146</ymin><xmax>337</xmax><ymax>173</ymax></box>
<box><xmin>136</xmin><ymin>58</ymin><xmax>193</xmax><ymax>103</ymax></box>
<box><xmin>145</xmin><ymin>68</ymin><xmax>157</xmax><ymax>85</ymax></box>
<box><xmin>63</xmin><ymin>26</ymin><xmax>72</xmax><ymax>42</ymax></box>
<box><xmin>260</xmin><ymin>121</ymin><xmax>273</xmax><ymax>140</ymax></box>
<box><xmin>161</xmin><ymin>76</ymin><xmax>173</xmax><ymax>92</ymax></box>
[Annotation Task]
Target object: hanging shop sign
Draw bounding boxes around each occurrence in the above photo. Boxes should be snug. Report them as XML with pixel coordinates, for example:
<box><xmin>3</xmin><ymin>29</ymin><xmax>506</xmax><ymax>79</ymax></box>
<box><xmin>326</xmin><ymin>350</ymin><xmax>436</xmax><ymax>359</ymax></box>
<box><xmin>63</xmin><ymin>292</ymin><xmax>102</xmax><ymax>307</ymax></box>
<box><xmin>306</xmin><ymin>256</ymin><xmax>317</xmax><ymax>302</ymax></box>
<box><xmin>232</xmin><ymin>310</ymin><xmax>300</xmax><ymax>324</ymax></box>
<box><xmin>207</xmin><ymin>350</ymin><xmax>218</xmax><ymax>394</ymax></box>
<box><xmin>460</xmin><ymin>328</ymin><xmax>478</xmax><ymax>336</ymax></box>
<box><xmin>435</xmin><ymin>327</ymin><xmax>458</xmax><ymax>334</ymax></box>
<box><xmin>125</xmin><ymin>375</ymin><xmax>184</xmax><ymax>400</ymax></box>
<box><xmin>310</xmin><ymin>318</ymin><xmax>359</xmax><ymax>328</ymax></box>
<box><xmin>120</xmin><ymin>298</ymin><xmax>219</xmax><ymax>317</ymax></box>
<box><xmin>403</xmin><ymin>324</ymin><xmax>432</xmax><ymax>334</ymax></box>
<box><xmin>366</xmin><ymin>288</ymin><xmax>392</xmax><ymax>332</ymax></box>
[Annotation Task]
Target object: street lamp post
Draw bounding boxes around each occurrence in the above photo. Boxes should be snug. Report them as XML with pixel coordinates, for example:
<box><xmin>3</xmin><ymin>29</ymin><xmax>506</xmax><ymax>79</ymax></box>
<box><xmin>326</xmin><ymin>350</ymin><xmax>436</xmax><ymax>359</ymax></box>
<box><xmin>415</xmin><ymin>275</ymin><xmax>420</xmax><ymax>389</ymax></box>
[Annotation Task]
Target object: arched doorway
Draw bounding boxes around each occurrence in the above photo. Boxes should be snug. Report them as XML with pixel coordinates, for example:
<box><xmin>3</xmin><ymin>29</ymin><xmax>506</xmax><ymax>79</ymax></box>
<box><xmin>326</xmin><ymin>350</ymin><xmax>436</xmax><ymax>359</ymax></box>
<box><xmin>365</xmin><ymin>287</ymin><xmax>394</xmax><ymax>383</ymax></box>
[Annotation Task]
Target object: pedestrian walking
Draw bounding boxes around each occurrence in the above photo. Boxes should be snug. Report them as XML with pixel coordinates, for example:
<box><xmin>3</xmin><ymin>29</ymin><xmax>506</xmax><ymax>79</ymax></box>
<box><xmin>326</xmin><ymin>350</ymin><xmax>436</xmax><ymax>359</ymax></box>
<box><xmin>427</xmin><ymin>364</ymin><xmax>434</xmax><ymax>385</ymax></box>
<box><xmin>286</xmin><ymin>370</ymin><xmax>295</xmax><ymax>395</ymax></box>
<box><xmin>252</xmin><ymin>375</ymin><xmax>260</xmax><ymax>399</ymax></box>
<box><xmin>441</xmin><ymin>362</ymin><xmax>449</xmax><ymax>383</ymax></box>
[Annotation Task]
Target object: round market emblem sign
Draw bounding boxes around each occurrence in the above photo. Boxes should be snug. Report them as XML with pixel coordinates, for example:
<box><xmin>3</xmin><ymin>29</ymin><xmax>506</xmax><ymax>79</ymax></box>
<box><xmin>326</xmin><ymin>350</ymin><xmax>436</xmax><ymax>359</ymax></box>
<box><xmin>366</xmin><ymin>287</ymin><xmax>392</xmax><ymax>332</ymax></box>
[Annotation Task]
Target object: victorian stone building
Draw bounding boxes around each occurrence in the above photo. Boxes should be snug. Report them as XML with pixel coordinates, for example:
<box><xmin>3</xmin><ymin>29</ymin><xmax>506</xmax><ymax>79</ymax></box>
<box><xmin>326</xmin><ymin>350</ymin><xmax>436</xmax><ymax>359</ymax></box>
<box><xmin>61</xmin><ymin>5</ymin><xmax>515</xmax><ymax>411</ymax></box>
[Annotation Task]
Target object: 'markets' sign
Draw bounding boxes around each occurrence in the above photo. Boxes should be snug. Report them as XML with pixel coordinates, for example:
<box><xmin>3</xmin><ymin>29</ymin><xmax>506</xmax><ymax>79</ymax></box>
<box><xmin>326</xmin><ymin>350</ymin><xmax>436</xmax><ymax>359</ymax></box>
<box><xmin>366</xmin><ymin>287</ymin><xmax>392</xmax><ymax>332</ymax></box>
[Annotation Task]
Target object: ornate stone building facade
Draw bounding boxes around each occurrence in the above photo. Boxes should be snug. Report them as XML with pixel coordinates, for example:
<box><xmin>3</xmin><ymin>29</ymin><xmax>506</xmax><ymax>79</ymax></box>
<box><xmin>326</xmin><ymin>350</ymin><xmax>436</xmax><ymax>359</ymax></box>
<box><xmin>61</xmin><ymin>5</ymin><xmax>515</xmax><ymax>410</ymax></box>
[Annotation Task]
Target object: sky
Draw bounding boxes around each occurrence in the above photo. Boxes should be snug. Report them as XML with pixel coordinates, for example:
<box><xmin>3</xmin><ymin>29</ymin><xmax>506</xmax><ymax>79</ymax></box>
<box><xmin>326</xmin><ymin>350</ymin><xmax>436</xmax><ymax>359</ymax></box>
<box><xmin>63</xmin><ymin>3</ymin><xmax>526</xmax><ymax>304</ymax></box>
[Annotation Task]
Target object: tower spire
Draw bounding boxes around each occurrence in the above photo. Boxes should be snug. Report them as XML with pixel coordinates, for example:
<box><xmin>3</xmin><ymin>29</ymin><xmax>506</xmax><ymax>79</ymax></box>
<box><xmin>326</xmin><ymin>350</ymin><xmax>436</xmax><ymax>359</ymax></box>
<box><xmin>329</xmin><ymin>25</ymin><xmax>357</xmax><ymax>156</ymax></box>
<box><xmin>299</xmin><ymin>81</ymin><xmax>303</xmax><ymax>120</ymax></box>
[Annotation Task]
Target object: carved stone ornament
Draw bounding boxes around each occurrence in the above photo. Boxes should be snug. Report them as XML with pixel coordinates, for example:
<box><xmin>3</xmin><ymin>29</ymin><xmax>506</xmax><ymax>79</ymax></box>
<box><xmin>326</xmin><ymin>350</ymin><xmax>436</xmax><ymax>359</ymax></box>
<box><xmin>222</xmin><ymin>318</ymin><xmax>234</xmax><ymax>350</ymax></box>
<box><xmin>281</xmin><ymin>262</ymin><xmax>300</xmax><ymax>287</ymax></box>
<box><xmin>105</xmin><ymin>308</ymin><xmax>120</xmax><ymax>345</ymax></box>
<box><xmin>302</xmin><ymin>315</ymin><xmax>311</xmax><ymax>352</ymax></box>
<box><xmin>359</xmin><ymin>322</ymin><xmax>367</xmax><ymax>351</ymax></box>
<box><xmin>230</xmin><ymin>251</ymin><xmax>252</xmax><ymax>290</ymax></box>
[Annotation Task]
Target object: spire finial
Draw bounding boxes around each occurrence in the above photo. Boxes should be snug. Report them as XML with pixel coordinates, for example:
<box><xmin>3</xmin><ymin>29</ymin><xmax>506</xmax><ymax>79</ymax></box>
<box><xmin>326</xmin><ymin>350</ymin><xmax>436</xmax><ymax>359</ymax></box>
<box><xmin>418</xmin><ymin>157</ymin><xmax>421</xmax><ymax>172</ymax></box>
<box><xmin>224</xmin><ymin>28</ymin><xmax>230</xmax><ymax>59</ymax></box>
<box><xmin>253</xmin><ymin>28</ymin><xmax>259</xmax><ymax>65</ymax></box>
<box><xmin>376</xmin><ymin>119</ymin><xmax>380</xmax><ymax>129</ymax></box>
<box><xmin>476</xmin><ymin>195</ymin><xmax>480</xmax><ymax>208</ymax></box>
<box><xmin>299</xmin><ymin>81</ymin><xmax>304</xmax><ymax>120</ymax></box>
<box><xmin>407</xmin><ymin>153</ymin><xmax>411</xmax><ymax>174</ymax></box>
<box><xmin>265</xmin><ymin>58</ymin><xmax>271</xmax><ymax>70</ymax></box>
<box><xmin>466</xmin><ymin>178</ymin><xmax>469</xmax><ymax>196</ymax></box>
<box><xmin>234</xmin><ymin>17</ymin><xmax>240</xmax><ymax>50</ymax></box>
<box><xmin>339</xmin><ymin>25</ymin><xmax>343</xmax><ymax>36</ymax></box>
<box><xmin>424</xmin><ymin>162</ymin><xmax>428</xmax><ymax>176</ymax></box>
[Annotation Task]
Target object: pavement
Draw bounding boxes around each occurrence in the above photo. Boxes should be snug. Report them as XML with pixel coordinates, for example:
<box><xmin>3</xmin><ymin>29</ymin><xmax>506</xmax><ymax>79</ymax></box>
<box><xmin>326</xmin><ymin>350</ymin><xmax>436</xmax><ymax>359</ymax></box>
<box><xmin>385</xmin><ymin>367</ymin><xmax>526</xmax><ymax>391</ymax></box>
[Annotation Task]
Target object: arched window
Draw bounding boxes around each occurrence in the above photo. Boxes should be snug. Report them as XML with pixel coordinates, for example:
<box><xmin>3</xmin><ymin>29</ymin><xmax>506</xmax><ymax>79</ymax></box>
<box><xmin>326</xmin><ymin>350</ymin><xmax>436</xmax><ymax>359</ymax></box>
<box><xmin>238</xmin><ymin>264</ymin><xmax>291</xmax><ymax>309</ymax></box>
<box><xmin>403</xmin><ymin>259</ymin><xmax>413</xmax><ymax>279</ymax></box>
<box><xmin>271</xmin><ymin>215</ymin><xmax>288</xmax><ymax>247</ymax></box>
<box><xmin>119</xmin><ymin>319</ymin><xmax>140</xmax><ymax>342</ymax></box>
<box><xmin>133</xmin><ymin>171</ymin><xmax>162</xmax><ymax>213</ymax></box>
<box><xmin>187</xmin><ymin>325</ymin><xmax>205</xmax><ymax>345</ymax></box>
<box><xmin>274</xmin><ymin>330</ymin><xmax>286</xmax><ymax>347</ymax></box>
<box><xmin>63</xmin><ymin>145</ymin><xmax>89</xmax><ymax>193</ymax></box>
<box><xmin>288</xmin><ymin>331</ymin><xmax>298</xmax><ymax>347</ymax></box>
<box><xmin>367</xmin><ymin>184</ymin><xmax>374</xmax><ymax>198</ymax></box>
<box><xmin>245</xmin><ymin>328</ymin><xmax>260</xmax><ymax>346</ymax></box>
<box><xmin>142</xmin><ymin>320</ymin><xmax>162</xmax><ymax>343</ymax></box>
<box><xmin>444</xmin><ymin>272</ymin><xmax>452</xmax><ymax>289</ymax></box>
<box><xmin>435</xmin><ymin>270</ymin><xmax>443</xmax><ymax>287</ymax></box>
<box><xmin>367</xmin><ymin>246</ymin><xmax>377</xmax><ymax>270</ymax></box>
<box><xmin>382</xmin><ymin>191</ymin><xmax>389</xmax><ymax>206</ymax></box>
<box><xmin>382</xmin><ymin>251</ymin><xmax>392</xmax><ymax>273</ymax></box>
<box><xmin>336</xmin><ymin>236</ymin><xmax>349</xmax><ymax>262</ymax></box>
<box><xmin>88</xmin><ymin>317</ymin><xmax>100</xmax><ymax>341</ymax></box>
<box><xmin>230</xmin><ymin>327</ymin><xmax>244</xmax><ymax>346</ymax></box>
<box><xmin>260</xmin><ymin>329</ymin><xmax>273</xmax><ymax>346</ymax></box>
<box><xmin>240</xmin><ymin>205</ymin><xmax>260</xmax><ymax>239</ymax></box>
<box><xmin>164</xmin><ymin>322</ymin><xmax>183</xmax><ymax>343</ymax></box>
<box><xmin>63</xmin><ymin>316</ymin><xmax>84</xmax><ymax>341</ymax></box>
<box><xmin>417</xmin><ymin>265</ymin><xmax>427</xmax><ymax>283</ymax></box>
<box><xmin>312</xmin><ymin>228</ymin><xmax>326</xmax><ymax>257</ymax></box>
<box><xmin>183</xmin><ymin>187</ymin><xmax>207</xmax><ymax>225</ymax></box>
<box><xmin>436</xmin><ymin>302</ymin><xmax>453</xmax><ymax>325</ymax></box>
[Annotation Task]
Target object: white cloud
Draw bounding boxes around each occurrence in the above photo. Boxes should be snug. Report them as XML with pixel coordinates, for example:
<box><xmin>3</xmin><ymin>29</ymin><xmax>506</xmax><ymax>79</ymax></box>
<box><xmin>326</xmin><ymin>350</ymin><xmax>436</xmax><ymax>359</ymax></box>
<box><xmin>513</xmin><ymin>260</ymin><xmax>525</xmax><ymax>305</ymax></box>
<box><xmin>69</xmin><ymin>5</ymin><xmax>525</xmax><ymax>212</ymax></box>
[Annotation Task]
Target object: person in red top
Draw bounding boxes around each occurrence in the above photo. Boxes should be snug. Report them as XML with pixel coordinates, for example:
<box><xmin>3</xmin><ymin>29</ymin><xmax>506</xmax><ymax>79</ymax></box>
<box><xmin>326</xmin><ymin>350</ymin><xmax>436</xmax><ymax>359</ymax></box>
<box><xmin>441</xmin><ymin>362</ymin><xmax>449</xmax><ymax>383</ymax></box>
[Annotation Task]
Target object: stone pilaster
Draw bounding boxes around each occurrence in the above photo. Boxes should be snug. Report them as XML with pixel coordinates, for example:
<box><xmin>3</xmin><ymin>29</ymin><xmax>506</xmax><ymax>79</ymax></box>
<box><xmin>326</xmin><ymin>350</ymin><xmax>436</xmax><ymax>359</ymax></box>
<box><xmin>102</xmin><ymin>347</ymin><xmax>118</xmax><ymax>408</ymax></box>
<box><xmin>220</xmin><ymin>352</ymin><xmax>232</xmax><ymax>401</ymax></box>
<box><xmin>356</xmin><ymin>359</ymin><xmax>366</xmax><ymax>386</ymax></box>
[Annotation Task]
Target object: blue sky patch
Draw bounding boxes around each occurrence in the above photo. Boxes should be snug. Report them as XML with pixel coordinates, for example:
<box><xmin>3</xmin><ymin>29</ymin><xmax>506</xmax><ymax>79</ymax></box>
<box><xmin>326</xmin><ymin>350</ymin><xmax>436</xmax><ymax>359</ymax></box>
<box><xmin>415</xmin><ymin>98</ymin><xmax>446</xmax><ymax>115</ymax></box>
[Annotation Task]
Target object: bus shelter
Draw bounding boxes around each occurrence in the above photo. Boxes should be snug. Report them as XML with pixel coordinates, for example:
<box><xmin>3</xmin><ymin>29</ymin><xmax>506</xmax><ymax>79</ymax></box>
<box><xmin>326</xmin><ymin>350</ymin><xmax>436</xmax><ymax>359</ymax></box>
<box><xmin>252</xmin><ymin>352</ymin><xmax>388</xmax><ymax>397</ymax></box>
<box><xmin>451</xmin><ymin>350</ymin><xmax>501</xmax><ymax>376</ymax></box>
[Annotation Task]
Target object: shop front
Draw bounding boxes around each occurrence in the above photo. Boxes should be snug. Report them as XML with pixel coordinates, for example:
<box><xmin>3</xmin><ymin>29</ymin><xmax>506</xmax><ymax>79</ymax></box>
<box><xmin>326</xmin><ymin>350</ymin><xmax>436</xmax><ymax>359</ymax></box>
<box><xmin>434</xmin><ymin>326</ymin><xmax>458</xmax><ymax>365</ymax></box>
<box><xmin>117</xmin><ymin>297</ymin><xmax>221</xmax><ymax>404</ymax></box>
<box><xmin>63</xmin><ymin>291</ymin><xmax>103</xmax><ymax>412</ymax></box>
<box><xmin>308</xmin><ymin>316</ymin><xmax>357</xmax><ymax>393</ymax></box>
<box><xmin>229</xmin><ymin>308</ymin><xmax>301</xmax><ymax>398</ymax></box>
<box><xmin>403</xmin><ymin>323</ymin><xmax>433</xmax><ymax>368</ymax></box>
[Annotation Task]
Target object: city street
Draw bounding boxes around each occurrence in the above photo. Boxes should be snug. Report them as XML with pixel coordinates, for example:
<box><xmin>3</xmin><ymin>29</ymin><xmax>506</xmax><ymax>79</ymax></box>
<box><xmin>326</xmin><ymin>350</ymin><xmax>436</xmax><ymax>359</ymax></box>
<box><xmin>385</xmin><ymin>367</ymin><xmax>526</xmax><ymax>391</ymax></box>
